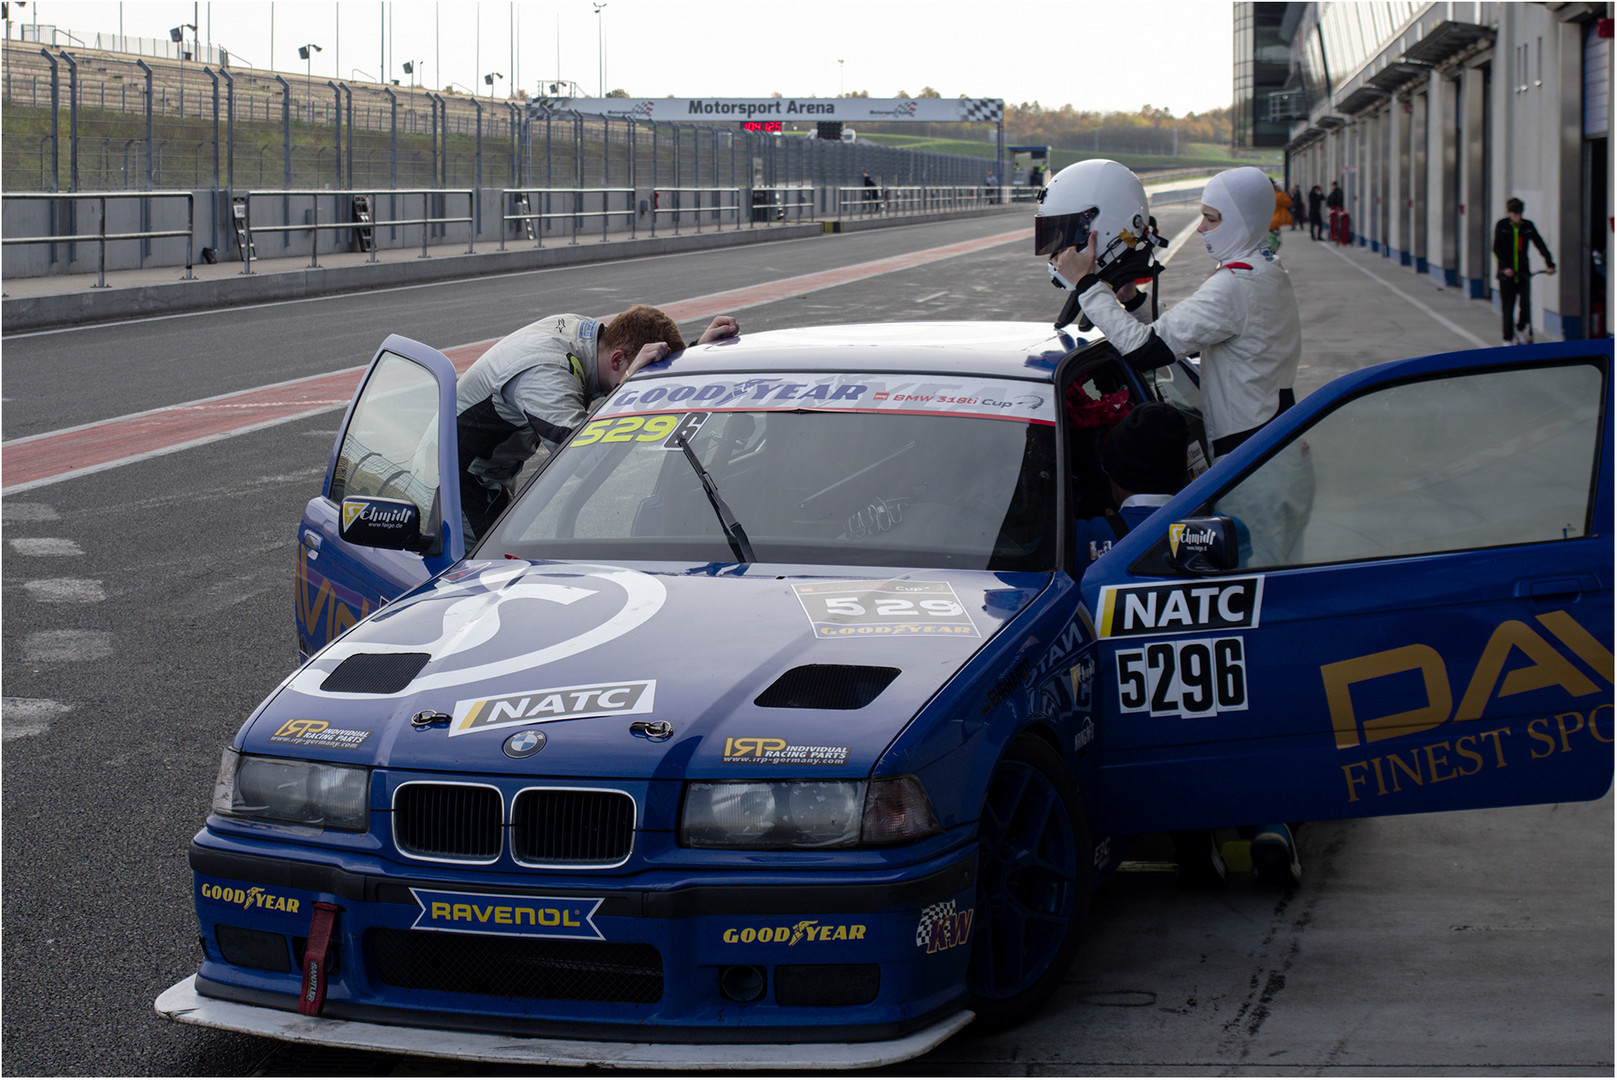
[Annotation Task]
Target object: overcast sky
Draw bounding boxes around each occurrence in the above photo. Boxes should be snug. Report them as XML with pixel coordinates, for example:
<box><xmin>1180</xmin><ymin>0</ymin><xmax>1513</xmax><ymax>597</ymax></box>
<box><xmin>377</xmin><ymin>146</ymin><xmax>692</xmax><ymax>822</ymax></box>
<box><xmin>21</xmin><ymin>1</ymin><xmax>1235</xmax><ymax>117</ymax></box>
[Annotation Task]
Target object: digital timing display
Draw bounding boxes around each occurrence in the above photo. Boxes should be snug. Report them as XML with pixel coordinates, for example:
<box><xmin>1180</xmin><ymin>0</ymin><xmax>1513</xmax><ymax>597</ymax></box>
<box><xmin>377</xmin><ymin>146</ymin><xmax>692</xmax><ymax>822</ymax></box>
<box><xmin>741</xmin><ymin>121</ymin><xmax>783</xmax><ymax>133</ymax></box>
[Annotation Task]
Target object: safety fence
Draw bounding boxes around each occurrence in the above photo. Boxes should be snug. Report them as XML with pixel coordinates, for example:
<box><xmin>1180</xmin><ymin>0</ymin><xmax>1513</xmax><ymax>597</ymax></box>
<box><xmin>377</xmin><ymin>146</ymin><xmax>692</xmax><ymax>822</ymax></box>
<box><xmin>2</xmin><ymin>42</ymin><xmax>994</xmax><ymax>196</ymax></box>
<box><xmin>0</xmin><ymin>190</ymin><xmax>195</xmax><ymax>287</ymax></box>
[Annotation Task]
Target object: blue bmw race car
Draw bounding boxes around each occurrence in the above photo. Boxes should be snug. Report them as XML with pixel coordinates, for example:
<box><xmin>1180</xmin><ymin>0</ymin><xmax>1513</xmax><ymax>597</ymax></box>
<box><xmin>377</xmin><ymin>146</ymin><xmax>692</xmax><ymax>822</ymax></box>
<box><xmin>157</xmin><ymin>322</ymin><xmax>1613</xmax><ymax>1068</ymax></box>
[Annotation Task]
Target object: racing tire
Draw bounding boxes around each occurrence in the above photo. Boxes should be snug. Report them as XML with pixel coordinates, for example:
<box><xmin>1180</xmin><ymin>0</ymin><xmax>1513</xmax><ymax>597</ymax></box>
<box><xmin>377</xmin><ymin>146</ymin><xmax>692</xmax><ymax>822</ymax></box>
<box><xmin>968</xmin><ymin>732</ymin><xmax>1093</xmax><ymax>1029</ymax></box>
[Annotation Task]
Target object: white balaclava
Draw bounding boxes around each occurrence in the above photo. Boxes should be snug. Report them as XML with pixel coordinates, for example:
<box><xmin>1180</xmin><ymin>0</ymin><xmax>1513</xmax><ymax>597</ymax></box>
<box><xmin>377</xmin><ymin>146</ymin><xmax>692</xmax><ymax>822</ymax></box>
<box><xmin>1200</xmin><ymin>166</ymin><xmax>1278</xmax><ymax>263</ymax></box>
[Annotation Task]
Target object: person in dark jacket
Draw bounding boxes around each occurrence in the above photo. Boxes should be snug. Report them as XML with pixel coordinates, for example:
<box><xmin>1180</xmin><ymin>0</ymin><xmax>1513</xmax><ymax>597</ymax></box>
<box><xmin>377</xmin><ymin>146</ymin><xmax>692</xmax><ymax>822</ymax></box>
<box><xmin>1307</xmin><ymin>185</ymin><xmax>1326</xmax><ymax>240</ymax></box>
<box><xmin>1073</xmin><ymin>402</ymin><xmax>1190</xmax><ymax>565</ymax></box>
<box><xmin>1493</xmin><ymin>196</ymin><xmax>1557</xmax><ymax>343</ymax></box>
<box><xmin>1325</xmin><ymin>182</ymin><xmax>1345</xmax><ymax>242</ymax></box>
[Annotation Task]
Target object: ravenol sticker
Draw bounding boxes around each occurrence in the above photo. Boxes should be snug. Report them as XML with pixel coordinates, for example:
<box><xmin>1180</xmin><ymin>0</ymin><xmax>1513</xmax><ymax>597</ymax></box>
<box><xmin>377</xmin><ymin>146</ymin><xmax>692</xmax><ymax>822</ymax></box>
<box><xmin>1097</xmin><ymin>577</ymin><xmax>1264</xmax><ymax>639</ymax></box>
<box><xmin>269</xmin><ymin>718</ymin><xmax>374</xmax><ymax>750</ymax></box>
<box><xmin>409</xmin><ymin>888</ymin><xmax>603</xmax><ymax>939</ymax></box>
<box><xmin>721</xmin><ymin>738</ymin><xmax>851</xmax><ymax>766</ymax></box>
<box><xmin>449</xmin><ymin>680</ymin><xmax>655</xmax><ymax>737</ymax></box>
<box><xmin>793</xmin><ymin>580</ymin><xmax>979</xmax><ymax>639</ymax></box>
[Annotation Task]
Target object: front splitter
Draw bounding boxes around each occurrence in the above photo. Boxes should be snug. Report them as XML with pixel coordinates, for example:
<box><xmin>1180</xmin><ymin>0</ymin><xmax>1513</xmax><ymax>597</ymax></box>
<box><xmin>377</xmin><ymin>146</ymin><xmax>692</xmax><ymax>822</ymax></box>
<box><xmin>155</xmin><ymin>978</ymin><xmax>975</xmax><ymax>1070</ymax></box>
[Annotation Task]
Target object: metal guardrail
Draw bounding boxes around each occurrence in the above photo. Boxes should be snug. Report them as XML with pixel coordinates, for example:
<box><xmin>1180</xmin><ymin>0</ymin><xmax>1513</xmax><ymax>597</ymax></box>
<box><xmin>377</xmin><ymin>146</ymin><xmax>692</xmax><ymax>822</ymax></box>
<box><xmin>500</xmin><ymin>187</ymin><xmax>635</xmax><ymax>249</ymax></box>
<box><xmin>0</xmin><ymin>189</ymin><xmax>194</xmax><ymax>287</ymax></box>
<box><xmin>236</xmin><ymin>187</ymin><xmax>475</xmax><ymax>273</ymax></box>
<box><xmin>835</xmin><ymin>184</ymin><xmax>1003</xmax><ymax>219</ymax></box>
<box><xmin>647</xmin><ymin>186</ymin><xmax>744</xmax><ymax>237</ymax></box>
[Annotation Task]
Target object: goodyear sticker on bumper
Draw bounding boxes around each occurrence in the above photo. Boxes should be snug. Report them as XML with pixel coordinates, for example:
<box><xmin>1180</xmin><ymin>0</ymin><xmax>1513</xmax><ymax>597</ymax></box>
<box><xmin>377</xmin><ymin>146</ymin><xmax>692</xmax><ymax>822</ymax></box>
<box><xmin>409</xmin><ymin>889</ymin><xmax>604</xmax><ymax>939</ymax></box>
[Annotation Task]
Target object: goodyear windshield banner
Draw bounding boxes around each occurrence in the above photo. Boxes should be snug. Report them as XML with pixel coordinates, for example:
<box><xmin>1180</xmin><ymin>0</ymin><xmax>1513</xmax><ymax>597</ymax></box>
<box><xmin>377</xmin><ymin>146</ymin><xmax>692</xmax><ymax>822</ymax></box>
<box><xmin>598</xmin><ymin>374</ymin><xmax>1052</xmax><ymax>425</ymax></box>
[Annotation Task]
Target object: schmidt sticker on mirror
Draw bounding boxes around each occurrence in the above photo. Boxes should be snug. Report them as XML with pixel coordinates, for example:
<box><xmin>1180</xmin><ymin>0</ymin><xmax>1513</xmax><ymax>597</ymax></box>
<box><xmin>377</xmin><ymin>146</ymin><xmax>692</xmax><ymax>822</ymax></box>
<box><xmin>449</xmin><ymin>680</ymin><xmax>656</xmax><ymax>736</ymax></box>
<box><xmin>1097</xmin><ymin>577</ymin><xmax>1264</xmax><ymax>638</ymax></box>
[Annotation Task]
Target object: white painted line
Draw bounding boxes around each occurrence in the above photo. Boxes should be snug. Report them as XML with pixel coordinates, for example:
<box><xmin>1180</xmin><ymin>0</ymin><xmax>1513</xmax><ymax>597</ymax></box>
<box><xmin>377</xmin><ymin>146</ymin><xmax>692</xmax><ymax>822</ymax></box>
<box><xmin>0</xmin><ymin>502</ymin><xmax>61</xmax><ymax>522</ymax></box>
<box><xmin>1323</xmin><ymin>245</ymin><xmax>1490</xmax><ymax>349</ymax></box>
<box><xmin>23</xmin><ymin>578</ymin><xmax>107</xmax><ymax>603</ymax></box>
<box><xmin>21</xmin><ymin>630</ymin><xmax>113</xmax><ymax>662</ymax></box>
<box><xmin>1</xmin><ymin>405</ymin><xmax>346</xmax><ymax>494</ymax></box>
<box><xmin>2</xmin><ymin>698</ymin><xmax>71</xmax><ymax>740</ymax></box>
<box><xmin>1162</xmin><ymin>216</ymin><xmax>1203</xmax><ymax>268</ymax></box>
<box><xmin>9</xmin><ymin>538</ymin><xmax>84</xmax><ymax>556</ymax></box>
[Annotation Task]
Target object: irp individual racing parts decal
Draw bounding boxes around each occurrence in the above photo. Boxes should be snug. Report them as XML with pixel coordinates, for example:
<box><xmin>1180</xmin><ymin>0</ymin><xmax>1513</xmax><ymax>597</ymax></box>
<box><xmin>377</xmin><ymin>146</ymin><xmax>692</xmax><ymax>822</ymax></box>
<box><xmin>1096</xmin><ymin>577</ymin><xmax>1264</xmax><ymax>638</ymax></box>
<box><xmin>408</xmin><ymin>889</ymin><xmax>604</xmax><ymax>940</ymax></box>
<box><xmin>794</xmin><ymin>580</ymin><xmax>979</xmax><ymax>639</ymax></box>
<box><xmin>449</xmin><ymin>680</ymin><xmax>656</xmax><ymax>736</ymax></box>
<box><xmin>291</xmin><ymin>563</ymin><xmax>667</xmax><ymax>697</ymax></box>
<box><xmin>720</xmin><ymin>738</ymin><xmax>851</xmax><ymax>766</ymax></box>
<box><xmin>269</xmin><ymin>718</ymin><xmax>375</xmax><ymax>750</ymax></box>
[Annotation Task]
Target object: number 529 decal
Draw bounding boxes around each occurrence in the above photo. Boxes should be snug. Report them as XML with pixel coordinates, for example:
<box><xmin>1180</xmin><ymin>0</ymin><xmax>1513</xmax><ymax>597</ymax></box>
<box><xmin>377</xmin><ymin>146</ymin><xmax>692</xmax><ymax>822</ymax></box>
<box><xmin>1116</xmin><ymin>636</ymin><xmax>1248</xmax><ymax>718</ymax></box>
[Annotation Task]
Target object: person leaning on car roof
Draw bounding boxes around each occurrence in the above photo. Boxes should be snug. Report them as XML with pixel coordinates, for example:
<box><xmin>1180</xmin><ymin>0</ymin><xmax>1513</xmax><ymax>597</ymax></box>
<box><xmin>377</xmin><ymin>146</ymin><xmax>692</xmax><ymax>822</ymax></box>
<box><xmin>456</xmin><ymin>305</ymin><xmax>740</xmax><ymax>540</ymax></box>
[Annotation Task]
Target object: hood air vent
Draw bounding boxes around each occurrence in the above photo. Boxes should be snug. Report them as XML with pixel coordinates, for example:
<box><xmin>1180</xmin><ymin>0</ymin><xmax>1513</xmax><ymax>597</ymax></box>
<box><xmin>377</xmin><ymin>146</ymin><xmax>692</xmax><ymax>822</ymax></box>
<box><xmin>320</xmin><ymin>652</ymin><xmax>431</xmax><ymax>694</ymax></box>
<box><xmin>754</xmin><ymin>665</ymin><xmax>900</xmax><ymax>710</ymax></box>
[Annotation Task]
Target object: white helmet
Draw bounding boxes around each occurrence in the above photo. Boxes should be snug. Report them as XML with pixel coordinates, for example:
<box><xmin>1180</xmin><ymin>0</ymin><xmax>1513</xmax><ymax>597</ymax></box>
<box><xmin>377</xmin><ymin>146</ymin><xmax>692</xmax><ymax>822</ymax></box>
<box><xmin>1034</xmin><ymin>159</ymin><xmax>1151</xmax><ymax>273</ymax></box>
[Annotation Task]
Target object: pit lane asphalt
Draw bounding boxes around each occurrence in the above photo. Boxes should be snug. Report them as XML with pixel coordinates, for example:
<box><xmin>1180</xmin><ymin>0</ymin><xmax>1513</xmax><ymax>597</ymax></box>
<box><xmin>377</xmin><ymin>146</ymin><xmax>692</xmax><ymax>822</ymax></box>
<box><xmin>2</xmin><ymin>210</ymin><xmax>1609</xmax><ymax>1076</ymax></box>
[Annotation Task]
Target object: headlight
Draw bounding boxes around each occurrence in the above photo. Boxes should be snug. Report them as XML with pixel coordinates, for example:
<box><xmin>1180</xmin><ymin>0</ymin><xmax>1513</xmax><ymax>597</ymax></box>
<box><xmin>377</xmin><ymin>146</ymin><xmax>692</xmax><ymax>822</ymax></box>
<box><xmin>681</xmin><ymin>776</ymin><xmax>939</xmax><ymax>849</ymax></box>
<box><xmin>212</xmin><ymin>748</ymin><xmax>369</xmax><ymax>832</ymax></box>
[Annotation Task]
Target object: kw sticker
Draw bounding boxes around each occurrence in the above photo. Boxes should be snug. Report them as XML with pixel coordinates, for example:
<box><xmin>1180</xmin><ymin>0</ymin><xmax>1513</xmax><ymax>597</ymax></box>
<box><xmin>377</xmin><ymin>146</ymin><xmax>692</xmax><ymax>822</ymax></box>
<box><xmin>449</xmin><ymin>680</ymin><xmax>655</xmax><ymax>737</ymax></box>
<box><xmin>794</xmin><ymin>580</ymin><xmax>978</xmax><ymax>639</ymax></box>
<box><xmin>721</xmin><ymin>738</ymin><xmax>850</xmax><ymax>766</ymax></box>
<box><xmin>915</xmin><ymin>899</ymin><xmax>974</xmax><ymax>954</ymax></box>
<box><xmin>408</xmin><ymin>888</ymin><xmax>604</xmax><ymax>939</ymax></box>
<box><xmin>1097</xmin><ymin>577</ymin><xmax>1263</xmax><ymax>638</ymax></box>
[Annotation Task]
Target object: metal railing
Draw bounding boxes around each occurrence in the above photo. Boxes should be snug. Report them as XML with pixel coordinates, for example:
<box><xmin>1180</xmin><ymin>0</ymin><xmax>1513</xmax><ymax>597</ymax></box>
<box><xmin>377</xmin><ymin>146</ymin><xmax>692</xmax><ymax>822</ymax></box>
<box><xmin>235</xmin><ymin>187</ymin><xmax>474</xmax><ymax>273</ymax></box>
<box><xmin>647</xmin><ymin>186</ymin><xmax>744</xmax><ymax>236</ymax></box>
<box><xmin>834</xmin><ymin>184</ymin><xmax>1002</xmax><ymax>219</ymax></box>
<box><xmin>500</xmin><ymin>187</ymin><xmax>635</xmax><ymax>249</ymax></box>
<box><xmin>0</xmin><ymin>189</ymin><xmax>193</xmax><ymax>286</ymax></box>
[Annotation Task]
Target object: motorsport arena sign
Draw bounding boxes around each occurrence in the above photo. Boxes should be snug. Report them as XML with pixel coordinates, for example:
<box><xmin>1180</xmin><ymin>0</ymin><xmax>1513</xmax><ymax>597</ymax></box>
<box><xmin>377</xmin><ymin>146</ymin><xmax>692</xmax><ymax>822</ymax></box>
<box><xmin>536</xmin><ymin>97</ymin><xmax>1005</xmax><ymax>124</ymax></box>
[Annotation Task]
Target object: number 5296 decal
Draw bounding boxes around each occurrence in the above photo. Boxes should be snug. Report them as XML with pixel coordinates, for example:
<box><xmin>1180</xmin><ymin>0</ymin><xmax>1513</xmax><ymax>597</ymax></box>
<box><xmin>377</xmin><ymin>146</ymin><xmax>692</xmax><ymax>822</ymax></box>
<box><xmin>1116</xmin><ymin>636</ymin><xmax>1248</xmax><ymax>718</ymax></box>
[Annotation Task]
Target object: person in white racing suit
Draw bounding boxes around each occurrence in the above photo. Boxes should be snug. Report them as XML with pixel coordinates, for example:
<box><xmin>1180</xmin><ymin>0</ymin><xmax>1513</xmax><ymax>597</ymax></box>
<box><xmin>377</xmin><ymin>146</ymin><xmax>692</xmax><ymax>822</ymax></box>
<box><xmin>456</xmin><ymin>305</ymin><xmax>739</xmax><ymax>539</ymax></box>
<box><xmin>1050</xmin><ymin>164</ymin><xmax>1302</xmax><ymax>461</ymax></box>
<box><xmin>1039</xmin><ymin>162</ymin><xmax>1306</xmax><ymax>888</ymax></box>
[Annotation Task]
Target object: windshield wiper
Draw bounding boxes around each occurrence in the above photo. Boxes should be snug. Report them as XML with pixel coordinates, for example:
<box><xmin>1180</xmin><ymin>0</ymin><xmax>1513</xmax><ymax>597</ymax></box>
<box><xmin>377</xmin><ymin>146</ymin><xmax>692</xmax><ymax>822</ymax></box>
<box><xmin>672</xmin><ymin>434</ymin><xmax>756</xmax><ymax>564</ymax></box>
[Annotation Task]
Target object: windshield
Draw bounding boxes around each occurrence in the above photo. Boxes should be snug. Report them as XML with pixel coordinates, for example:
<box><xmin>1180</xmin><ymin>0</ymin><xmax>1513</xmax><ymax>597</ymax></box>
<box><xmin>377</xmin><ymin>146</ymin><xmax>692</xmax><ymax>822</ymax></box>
<box><xmin>482</xmin><ymin>372</ymin><xmax>1058</xmax><ymax>571</ymax></box>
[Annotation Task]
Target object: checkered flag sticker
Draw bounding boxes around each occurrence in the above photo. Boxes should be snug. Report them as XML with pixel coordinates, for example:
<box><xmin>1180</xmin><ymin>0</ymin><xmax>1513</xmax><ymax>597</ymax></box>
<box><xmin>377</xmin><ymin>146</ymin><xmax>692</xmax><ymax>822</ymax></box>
<box><xmin>916</xmin><ymin>899</ymin><xmax>958</xmax><ymax>947</ymax></box>
<box><xmin>959</xmin><ymin>98</ymin><xmax>1004</xmax><ymax>123</ymax></box>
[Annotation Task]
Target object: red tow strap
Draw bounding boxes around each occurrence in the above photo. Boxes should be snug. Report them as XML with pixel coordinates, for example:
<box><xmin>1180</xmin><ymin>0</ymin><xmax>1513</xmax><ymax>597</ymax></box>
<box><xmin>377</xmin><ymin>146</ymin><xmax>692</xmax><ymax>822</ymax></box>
<box><xmin>298</xmin><ymin>902</ymin><xmax>341</xmax><ymax>1016</ymax></box>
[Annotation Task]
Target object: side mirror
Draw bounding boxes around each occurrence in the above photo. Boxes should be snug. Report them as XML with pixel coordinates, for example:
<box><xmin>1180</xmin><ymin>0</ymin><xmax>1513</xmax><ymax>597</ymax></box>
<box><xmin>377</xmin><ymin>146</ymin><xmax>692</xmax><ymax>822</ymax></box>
<box><xmin>339</xmin><ymin>496</ymin><xmax>438</xmax><ymax>555</ymax></box>
<box><xmin>1166</xmin><ymin>516</ymin><xmax>1240</xmax><ymax>575</ymax></box>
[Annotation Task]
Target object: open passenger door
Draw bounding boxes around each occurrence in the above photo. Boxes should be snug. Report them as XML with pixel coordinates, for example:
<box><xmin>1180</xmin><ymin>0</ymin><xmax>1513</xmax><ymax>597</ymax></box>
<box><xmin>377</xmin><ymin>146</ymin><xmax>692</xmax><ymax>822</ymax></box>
<box><xmin>1082</xmin><ymin>340</ymin><xmax>1613</xmax><ymax>836</ymax></box>
<box><xmin>295</xmin><ymin>335</ymin><xmax>464</xmax><ymax>659</ymax></box>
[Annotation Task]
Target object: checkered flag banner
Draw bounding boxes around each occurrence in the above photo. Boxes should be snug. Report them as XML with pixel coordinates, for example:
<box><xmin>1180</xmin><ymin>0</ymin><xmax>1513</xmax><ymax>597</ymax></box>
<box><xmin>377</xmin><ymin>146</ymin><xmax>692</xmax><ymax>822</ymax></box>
<box><xmin>959</xmin><ymin>98</ymin><xmax>1004</xmax><ymax>123</ymax></box>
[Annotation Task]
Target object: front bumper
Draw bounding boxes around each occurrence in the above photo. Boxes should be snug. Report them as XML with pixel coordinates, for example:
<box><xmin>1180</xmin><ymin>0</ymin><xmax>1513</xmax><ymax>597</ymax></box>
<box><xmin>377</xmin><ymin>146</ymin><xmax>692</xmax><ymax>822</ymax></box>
<box><xmin>176</xmin><ymin>838</ymin><xmax>980</xmax><ymax>1053</ymax></box>
<box><xmin>155</xmin><ymin>977</ymin><xmax>975</xmax><ymax>1070</ymax></box>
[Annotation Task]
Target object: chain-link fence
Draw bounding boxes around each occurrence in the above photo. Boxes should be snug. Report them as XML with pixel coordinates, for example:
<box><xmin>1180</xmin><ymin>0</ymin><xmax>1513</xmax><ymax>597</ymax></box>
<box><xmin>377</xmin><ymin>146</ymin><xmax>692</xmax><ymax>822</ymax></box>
<box><xmin>2</xmin><ymin>42</ymin><xmax>992</xmax><ymax>196</ymax></box>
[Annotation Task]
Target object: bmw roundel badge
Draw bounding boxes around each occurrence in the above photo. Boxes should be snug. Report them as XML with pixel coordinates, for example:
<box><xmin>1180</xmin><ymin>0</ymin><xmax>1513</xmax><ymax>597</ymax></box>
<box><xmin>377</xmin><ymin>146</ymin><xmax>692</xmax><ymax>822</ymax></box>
<box><xmin>504</xmin><ymin>729</ymin><xmax>547</xmax><ymax>758</ymax></box>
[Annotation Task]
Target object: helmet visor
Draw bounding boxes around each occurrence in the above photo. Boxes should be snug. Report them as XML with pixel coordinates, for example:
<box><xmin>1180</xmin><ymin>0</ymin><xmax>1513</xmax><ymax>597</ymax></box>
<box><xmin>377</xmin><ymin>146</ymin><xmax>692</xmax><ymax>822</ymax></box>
<box><xmin>1034</xmin><ymin>208</ymin><xmax>1098</xmax><ymax>256</ymax></box>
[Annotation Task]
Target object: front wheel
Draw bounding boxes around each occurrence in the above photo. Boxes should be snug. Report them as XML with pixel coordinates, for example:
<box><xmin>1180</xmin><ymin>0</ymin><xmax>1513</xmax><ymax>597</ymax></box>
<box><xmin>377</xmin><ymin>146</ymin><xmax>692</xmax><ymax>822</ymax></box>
<box><xmin>968</xmin><ymin>732</ymin><xmax>1092</xmax><ymax>1028</ymax></box>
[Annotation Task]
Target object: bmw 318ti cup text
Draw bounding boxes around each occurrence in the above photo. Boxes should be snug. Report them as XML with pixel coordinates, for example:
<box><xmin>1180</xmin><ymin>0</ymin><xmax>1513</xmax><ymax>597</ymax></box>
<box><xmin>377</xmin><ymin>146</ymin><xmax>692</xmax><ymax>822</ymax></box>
<box><xmin>155</xmin><ymin>322</ymin><xmax>1614</xmax><ymax>1069</ymax></box>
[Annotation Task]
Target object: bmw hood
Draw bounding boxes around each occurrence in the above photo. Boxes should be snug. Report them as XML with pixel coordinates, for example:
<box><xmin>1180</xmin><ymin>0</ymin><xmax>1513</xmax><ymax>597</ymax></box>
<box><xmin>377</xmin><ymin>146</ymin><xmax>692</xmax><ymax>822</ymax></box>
<box><xmin>245</xmin><ymin>560</ymin><xmax>1046</xmax><ymax>776</ymax></box>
